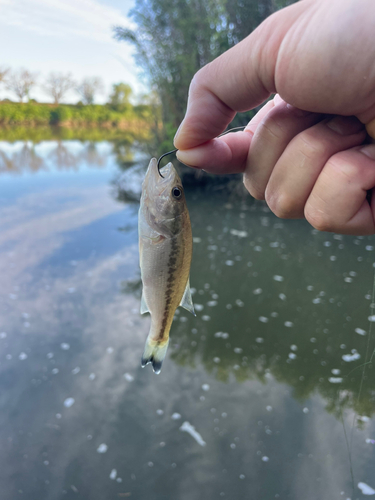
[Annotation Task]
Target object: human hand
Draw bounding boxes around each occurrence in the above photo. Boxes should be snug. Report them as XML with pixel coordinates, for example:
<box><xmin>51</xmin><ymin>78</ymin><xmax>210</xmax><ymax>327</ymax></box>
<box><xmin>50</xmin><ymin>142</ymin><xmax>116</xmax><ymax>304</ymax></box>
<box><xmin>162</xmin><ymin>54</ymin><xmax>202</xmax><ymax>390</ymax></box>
<box><xmin>174</xmin><ymin>0</ymin><xmax>375</xmax><ymax>235</ymax></box>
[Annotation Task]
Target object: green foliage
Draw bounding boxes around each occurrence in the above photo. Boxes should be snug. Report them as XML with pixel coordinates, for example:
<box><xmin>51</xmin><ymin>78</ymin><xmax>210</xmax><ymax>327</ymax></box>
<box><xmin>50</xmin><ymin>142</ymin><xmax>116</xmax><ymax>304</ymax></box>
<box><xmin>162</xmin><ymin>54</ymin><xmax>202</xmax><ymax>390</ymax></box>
<box><xmin>0</xmin><ymin>101</ymin><xmax>155</xmax><ymax>133</ymax></box>
<box><xmin>108</xmin><ymin>83</ymin><xmax>133</xmax><ymax>111</ymax></box>
<box><xmin>114</xmin><ymin>0</ymin><xmax>298</xmax><ymax>141</ymax></box>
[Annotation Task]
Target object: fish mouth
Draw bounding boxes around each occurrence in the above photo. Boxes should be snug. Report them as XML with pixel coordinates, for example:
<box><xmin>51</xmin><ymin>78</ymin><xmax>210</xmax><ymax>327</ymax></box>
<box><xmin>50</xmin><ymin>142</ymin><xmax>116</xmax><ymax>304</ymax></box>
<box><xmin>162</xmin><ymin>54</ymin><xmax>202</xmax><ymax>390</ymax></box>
<box><xmin>143</xmin><ymin>158</ymin><xmax>180</xmax><ymax>195</ymax></box>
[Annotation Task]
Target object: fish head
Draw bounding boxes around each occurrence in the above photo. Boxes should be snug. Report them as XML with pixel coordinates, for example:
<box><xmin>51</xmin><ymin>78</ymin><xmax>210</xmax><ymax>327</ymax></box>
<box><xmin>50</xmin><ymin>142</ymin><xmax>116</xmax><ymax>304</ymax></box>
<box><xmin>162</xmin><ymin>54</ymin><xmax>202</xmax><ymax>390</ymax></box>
<box><xmin>142</xmin><ymin>158</ymin><xmax>186</xmax><ymax>221</ymax></box>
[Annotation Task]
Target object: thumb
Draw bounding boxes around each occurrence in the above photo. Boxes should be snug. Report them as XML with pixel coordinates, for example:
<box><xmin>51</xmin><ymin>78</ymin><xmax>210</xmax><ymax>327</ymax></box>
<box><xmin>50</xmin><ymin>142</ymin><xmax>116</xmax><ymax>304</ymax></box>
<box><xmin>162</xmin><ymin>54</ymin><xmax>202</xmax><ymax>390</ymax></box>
<box><xmin>174</xmin><ymin>1</ymin><xmax>308</xmax><ymax>151</ymax></box>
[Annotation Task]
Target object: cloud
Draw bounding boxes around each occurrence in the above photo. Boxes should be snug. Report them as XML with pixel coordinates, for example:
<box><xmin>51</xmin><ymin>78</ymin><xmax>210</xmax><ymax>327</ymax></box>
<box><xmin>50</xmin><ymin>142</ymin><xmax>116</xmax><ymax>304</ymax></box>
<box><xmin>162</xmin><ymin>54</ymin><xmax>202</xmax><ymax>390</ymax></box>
<box><xmin>0</xmin><ymin>0</ymin><xmax>134</xmax><ymax>43</ymax></box>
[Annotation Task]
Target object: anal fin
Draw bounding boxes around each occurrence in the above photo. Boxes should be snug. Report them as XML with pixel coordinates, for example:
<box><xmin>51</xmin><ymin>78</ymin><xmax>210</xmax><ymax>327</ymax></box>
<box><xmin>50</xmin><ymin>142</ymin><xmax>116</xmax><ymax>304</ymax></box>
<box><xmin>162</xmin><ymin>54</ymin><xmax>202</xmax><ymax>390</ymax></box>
<box><xmin>140</xmin><ymin>290</ymin><xmax>149</xmax><ymax>314</ymax></box>
<box><xmin>179</xmin><ymin>278</ymin><xmax>196</xmax><ymax>316</ymax></box>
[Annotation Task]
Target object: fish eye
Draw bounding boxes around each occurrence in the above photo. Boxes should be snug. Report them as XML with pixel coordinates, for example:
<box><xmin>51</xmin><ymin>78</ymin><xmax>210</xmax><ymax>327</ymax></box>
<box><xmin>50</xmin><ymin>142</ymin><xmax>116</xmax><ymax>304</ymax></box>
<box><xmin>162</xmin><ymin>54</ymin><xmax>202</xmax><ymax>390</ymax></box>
<box><xmin>171</xmin><ymin>186</ymin><xmax>182</xmax><ymax>199</ymax></box>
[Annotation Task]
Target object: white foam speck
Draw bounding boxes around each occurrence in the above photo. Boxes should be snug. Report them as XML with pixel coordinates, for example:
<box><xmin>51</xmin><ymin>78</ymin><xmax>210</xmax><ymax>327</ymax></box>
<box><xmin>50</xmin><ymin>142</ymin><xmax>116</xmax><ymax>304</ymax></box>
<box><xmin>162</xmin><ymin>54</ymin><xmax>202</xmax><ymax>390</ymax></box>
<box><xmin>342</xmin><ymin>352</ymin><xmax>361</xmax><ymax>362</ymax></box>
<box><xmin>19</xmin><ymin>352</ymin><xmax>27</xmax><ymax>360</ymax></box>
<box><xmin>230</xmin><ymin>443</ymin><xmax>236</xmax><ymax>449</ymax></box>
<box><xmin>230</xmin><ymin>229</ymin><xmax>248</xmax><ymax>238</ymax></box>
<box><xmin>213</xmin><ymin>357</ymin><xmax>221</xmax><ymax>363</ymax></box>
<box><xmin>303</xmin><ymin>408</ymin><xmax>309</xmax><ymax>414</ymax></box>
<box><xmin>368</xmin><ymin>315</ymin><xmax>375</xmax><ymax>322</ymax></box>
<box><xmin>52</xmin><ymin>368</ymin><xmax>59</xmax><ymax>374</ymax></box>
<box><xmin>234</xmin><ymin>347</ymin><xmax>243</xmax><ymax>354</ymax></box>
<box><xmin>290</xmin><ymin>345</ymin><xmax>298</xmax><ymax>351</ymax></box>
<box><xmin>259</xmin><ymin>316</ymin><xmax>268</xmax><ymax>323</ymax></box>
<box><xmin>202</xmin><ymin>315</ymin><xmax>211</xmax><ymax>321</ymax></box>
<box><xmin>365</xmin><ymin>246</ymin><xmax>374</xmax><ymax>251</ymax></box>
<box><xmin>156</xmin><ymin>409</ymin><xmax>164</xmax><ymax>415</ymax></box>
<box><xmin>358</xmin><ymin>416</ymin><xmax>370</xmax><ymax>423</ymax></box>
<box><xmin>266</xmin><ymin>406</ymin><xmax>273</xmax><ymax>412</ymax></box>
<box><xmin>253</xmin><ymin>288</ymin><xmax>262</xmax><ymax>295</ymax></box>
<box><xmin>116</xmin><ymin>478</ymin><xmax>122</xmax><ymax>483</ymax></box>
<box><xmin>366</xmin><ymin>438</ymin><xmax>375</xmax><ymax>444</ymax></box>
<box><xmin>358</xmin><ymin>482</ymin><xmax>375</xmax><ymax>495</ymax></box>
<box><xmin>279</xmin><ymin>293</ymin><xmax>286</xmax><ymax>301</ymax></box>
<box><xmin>262</xmin><ymin>456</ymin><xmax>269</xmax><ymax>462</ymax></box>
<box><xmin>239</xmin><ymin>474</ymin><xmax>245</xmax><ymax>479</ymax></box>
<box><xmin>202</xmin><ymin>384</ymin><xmax>210</xmax><ymax>391</ymax></box>
<box><xmin>72</xmin><ymin>367</ymin><xmax>80</xmax><ymax>375</ymax></box>
<box><xmin>254</xmin><ymin>246</ymin><xmax>262</xmax><ymax>252</ymax></box>
<box><xmin>67</xmin><ymin>287</ymin><xmax>76</xmax><ymax>293</ymax></box>
<box><xmin>207</xmin><ymin>301</ymin><xmax>217</xmax><ymax>307</ymax></box>
<box><xmin>180</xmin><ymin>421</ymin><xmax>206</xmax><ymax>446</ymax></box>
<box><xmin>331</xmin><ymin>369</ymin><xmax>341</xmax><ymax>375</ymax></box>
<box><xmin>60</xmin><ymin>343</ymin><xmax>70</xmax><ymax>350</ymax></box>
<box><xmin>63</xmin><ymin>398</ymin><xmax>75</xmax><ymax>408</ymax></box>
<box><xmin>109</xmin><ymin>469</ymin><xmax>117</xmax><ymax>480</ymax></box>
<box><xmin>255</xmin><ymin>337</ymin><xmax>264</xmax><ymax>343</ymax></box>
<box><xmin>328</xmin><ymin>377</ymin><xmax>343</xmax><ymax>384</ymax></box>
<box><xmin>288</xmin><ymin>353</ymin><xmax>296</xmax><ymax>360</ymax></box>
<box><xmin>47</xmin><ymin>352</ymin><xmax>54</xmax><ymax>359</ymax></box>
<box><xmin>193</xmin><ymin>237</ymin><xmax>201</xmax><ymax>243</ymax></box>
<box><xmin>284</xmin><ymin>321</ymin><xmax>294</xmax><ymax>327</ymax></box>
<box><xmin>106</xmin><ymin>347</ymin><xmax>114</xmax><ymax>354</ymax></box>
<box><xmin>235</xmin><ymin>299</ymin><xmax>244</xmax><ymax>307</ymax></box>
<box><xmin>89</xmin><ymin>373</ymin><xmax>96</xmax><ymax>380</ymax></box>
<box><xmin>355</xmin><ymin>328</ymin><xmax>366</xmax><ymax>336</ymax></box>
<box><xmin>97</xmin><ymin>444</ymin><xmax>108</xmax><ymax>453</ymax></box>
<box><xmin>273</xmin><ymin>275</ymin><xmax>284</xmax><ymax>282</ymax></box>
<box><xmin>225</xmin><ymin>260</ymin><xmax>234</xmax><ymax>266</ymax></box>
<box><xmin>0</xmin><ymin>332</ymin><xmax>7</xmax><ymax>339</ymax></box>
<box><xmin>171</xmin><ymin>413</ymin><xmax>181</xmax><ymax>420</ymax></box>
<box><xmin>214</xmin><ymin>331</ymin><xmax>229</xmax><ymax>339</ymax></box>
<box><xmin>124</xmin><ymin>373</ymin><xmax>134</xmax><ymax>381</ymax></box>
<box><xmin>312</xmin><ymin>298</ymin><xmax>321</xmax><ymax>304</ymax></box>
<box><xmin>195</xmin><ymin>304</ymin><xmax>204</xmax><ymax>311</ymax></box>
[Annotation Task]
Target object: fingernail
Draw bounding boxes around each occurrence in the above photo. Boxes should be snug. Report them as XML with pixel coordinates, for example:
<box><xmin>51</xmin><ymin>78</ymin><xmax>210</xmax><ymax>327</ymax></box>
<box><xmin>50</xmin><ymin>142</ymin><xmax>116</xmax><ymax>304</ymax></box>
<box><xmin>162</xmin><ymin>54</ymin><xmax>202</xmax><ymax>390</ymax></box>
<box><xmin>286</xmin><ymin>103</ymin><xmax>312</xmax><ymax>118</ymax></box>
<box><xmin>326</xmin><ymin>116</ymin><xmax>364</xmax><ymax>135</ymax></box>
<box><xmin>360</xmin><ymin>145</ymin><xmax>375</xmax><ymax>160</ymax></box>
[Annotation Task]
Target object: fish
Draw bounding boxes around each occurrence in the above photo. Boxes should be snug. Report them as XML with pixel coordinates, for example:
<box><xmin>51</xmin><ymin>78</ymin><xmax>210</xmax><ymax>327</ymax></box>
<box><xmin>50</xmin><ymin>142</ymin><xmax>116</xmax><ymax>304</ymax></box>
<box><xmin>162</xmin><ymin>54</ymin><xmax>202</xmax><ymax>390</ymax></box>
<box><xmin>138</xmin><ymin>158</ymin><xmax>195</xmax><ymax>374</ymax></box>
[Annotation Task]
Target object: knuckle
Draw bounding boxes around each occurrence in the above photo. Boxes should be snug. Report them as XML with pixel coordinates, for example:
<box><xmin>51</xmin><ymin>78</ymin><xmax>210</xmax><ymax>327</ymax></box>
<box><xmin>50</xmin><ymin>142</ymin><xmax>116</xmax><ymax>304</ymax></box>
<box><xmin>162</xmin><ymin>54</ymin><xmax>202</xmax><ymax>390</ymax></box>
<box><xmin>265</xmin><ymin>189</ymin><xmax>297</xmax><ymax>219</ymax></box>
<box><xmin>304</xmin><ymin>204</ymin><xmax>334</xmax><ymax>232</ymax></box>
<box><xmin>296</xmin><ymin>134</ymin><xmax>328</xmax><ymax>162</ymax></box>
<box><xmin>243</xmin><ymin>176</ymin><xmax>265</xmax><ymax>200</ymax></box>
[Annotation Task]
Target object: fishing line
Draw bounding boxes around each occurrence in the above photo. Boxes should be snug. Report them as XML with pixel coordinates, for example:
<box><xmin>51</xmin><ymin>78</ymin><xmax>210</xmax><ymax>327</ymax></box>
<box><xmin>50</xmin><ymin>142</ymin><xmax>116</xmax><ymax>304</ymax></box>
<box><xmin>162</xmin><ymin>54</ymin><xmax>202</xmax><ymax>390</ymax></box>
<box><xmin>157</xmin><ymin>125</ymin><xmax>247</xmax><ymax>178</ymax></box>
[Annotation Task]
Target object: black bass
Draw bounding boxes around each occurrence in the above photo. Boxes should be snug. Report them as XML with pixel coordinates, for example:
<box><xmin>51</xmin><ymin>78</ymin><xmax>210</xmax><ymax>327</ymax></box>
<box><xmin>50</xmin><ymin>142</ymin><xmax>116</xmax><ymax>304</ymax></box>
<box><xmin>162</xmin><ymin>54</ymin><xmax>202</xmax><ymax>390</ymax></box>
<box><xmin>138</xmin><ymin>158</ymin><xmax>195</xmax><ymax>374</ymax></box>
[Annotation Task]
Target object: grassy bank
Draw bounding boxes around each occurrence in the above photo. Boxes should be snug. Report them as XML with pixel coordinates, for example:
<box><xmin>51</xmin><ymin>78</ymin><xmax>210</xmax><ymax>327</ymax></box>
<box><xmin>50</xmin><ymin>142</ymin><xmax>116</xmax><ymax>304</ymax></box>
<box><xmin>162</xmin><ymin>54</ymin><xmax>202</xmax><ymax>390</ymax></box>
<box><xmin>0</xmin><ymin>102</ymin><xmax>153</xmax><ymax>131</ymax></box>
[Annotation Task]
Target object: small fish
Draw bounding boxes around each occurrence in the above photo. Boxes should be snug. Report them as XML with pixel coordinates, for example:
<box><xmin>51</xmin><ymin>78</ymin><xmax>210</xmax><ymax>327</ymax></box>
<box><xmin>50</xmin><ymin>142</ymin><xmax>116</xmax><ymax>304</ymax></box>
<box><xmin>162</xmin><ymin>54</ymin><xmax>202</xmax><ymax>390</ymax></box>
<box><xmin>138</xmin><ymin>158</ymin><xmax>195</xmax><ymax>373</ymax></box>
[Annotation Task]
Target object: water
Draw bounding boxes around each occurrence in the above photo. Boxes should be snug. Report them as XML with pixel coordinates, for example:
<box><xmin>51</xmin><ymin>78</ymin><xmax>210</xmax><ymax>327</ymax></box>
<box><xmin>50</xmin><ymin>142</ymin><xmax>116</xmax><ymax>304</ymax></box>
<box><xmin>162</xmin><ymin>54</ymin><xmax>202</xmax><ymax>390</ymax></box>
<box><xmin>1</xmin><ymin>139</ymin><xmax>375</xmax><ymax>500</ymax></box>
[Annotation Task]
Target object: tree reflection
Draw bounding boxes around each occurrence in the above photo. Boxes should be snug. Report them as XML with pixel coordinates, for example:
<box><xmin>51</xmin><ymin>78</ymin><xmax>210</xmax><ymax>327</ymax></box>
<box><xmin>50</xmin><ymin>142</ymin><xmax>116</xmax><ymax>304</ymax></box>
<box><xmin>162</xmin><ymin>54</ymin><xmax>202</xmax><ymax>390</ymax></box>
<box><xmin>123</xmin><ymin>188</ymin><xmax>375</xmax><ymax>422</ymax></box>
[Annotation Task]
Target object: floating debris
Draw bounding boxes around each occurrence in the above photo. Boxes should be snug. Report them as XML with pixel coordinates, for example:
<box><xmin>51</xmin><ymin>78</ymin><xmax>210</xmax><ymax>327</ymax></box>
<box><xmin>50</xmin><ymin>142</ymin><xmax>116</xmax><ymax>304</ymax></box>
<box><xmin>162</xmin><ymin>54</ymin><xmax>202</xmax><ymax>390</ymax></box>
<box><xmin>171</xmin><ymin>413</ymin><xmax>181</xmax><ymax>420</ymax></box>
<box><xmin>273</xmin><ymin>275</ymin><xmax>284</xmax><ymax>282</ymax></box>
<box><xmin>230</xmin><ymin>229</ymin><xmax>248</xmax><ymax>238</ymax></box>
<box><xmin>63</xmin><ymin>398</ymin><xmax>75</xmax><ymax>408</ymax></box>
<box><xmin>358</xmin><ymin>482</ymin><xmax>375</xmax><ymax>495</ymax></box>
<box><xmin>124</xmin><ymin>373</ymin><xmax>134</xmax><ymax>382</ymax></box>
<box><xmin>355</xmin><ymin>328</ymin><xmax>366</xmax><ymax>336</ymax></box>
<box><xmin>202</xmin><ymin>384</ymin><xmax>210</xmax><ymax>391</ymax></box>
<box><xmin>97</xmin><ymin>444</ymin><xmax>108</xmax><ymax>453</ymax></box>
<box><xmin>342</xmin><ymin>351</ymin><xmax>361</xmax><ymax>362</ymax></box>
<box><xmin>19</xmin><ymin>352</ymin><xmax>27</xmax><ymax>360</ymax></box>
<box><xmin>109</xmin><ymin>469</ymin><xmax>117</xmax><ymax>480</ymax></box>
<box><xmin>60</xmin><ymin>343</ymin><xmax>70</xmax><ymax>350</ymax></box>
<box><xmin>180</xmin><ymin>421</ymin><xmax>206</xmax><ymax>446</ymax></box>
<box><xmin>328</xmin><ymin>377</ymin><xmax>343</xmax><ymax>384</ymax></box>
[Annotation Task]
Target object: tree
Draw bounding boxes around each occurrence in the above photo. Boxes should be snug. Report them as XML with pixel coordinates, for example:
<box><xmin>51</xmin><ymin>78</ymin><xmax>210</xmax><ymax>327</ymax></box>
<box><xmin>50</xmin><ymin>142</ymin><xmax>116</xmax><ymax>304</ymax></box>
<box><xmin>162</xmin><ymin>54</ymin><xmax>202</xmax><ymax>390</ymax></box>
<box><xmin>0</xmin><ymin>66</ymin><xmax>9</xmax><ymax>86</ymax></box>
<box><xmin>44</xmin><ymin>72</ymin><xmax>75</xmax><ymax>104</ymax></box>
<box><xmin>75</xmin><ymin>77</ymin><xmax>104</xmax><ymax>105</ymax></box>
<box><xmin>108</xmin><ymin>83</ymin><xmax>132</xmax><ymax>111</ymax></box>
<box><xmin>6</xmin><ymin>69</ymin><xmax>38</xmax><ymax>102</ymax></box>
<box><xmin>114</xmin><ymin>0</ymin><xmax>299</xmax><ymax>129</ymax></box>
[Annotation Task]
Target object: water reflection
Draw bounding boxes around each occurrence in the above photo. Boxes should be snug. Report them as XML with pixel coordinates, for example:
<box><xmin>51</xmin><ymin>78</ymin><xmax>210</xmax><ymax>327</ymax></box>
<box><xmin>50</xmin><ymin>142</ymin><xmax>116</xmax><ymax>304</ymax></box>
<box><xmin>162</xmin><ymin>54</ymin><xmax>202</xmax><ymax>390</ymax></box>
<box><xmin>0</xmin><ymin>139</ymin><xmax>374</xmax><ymax>500</ymax></box>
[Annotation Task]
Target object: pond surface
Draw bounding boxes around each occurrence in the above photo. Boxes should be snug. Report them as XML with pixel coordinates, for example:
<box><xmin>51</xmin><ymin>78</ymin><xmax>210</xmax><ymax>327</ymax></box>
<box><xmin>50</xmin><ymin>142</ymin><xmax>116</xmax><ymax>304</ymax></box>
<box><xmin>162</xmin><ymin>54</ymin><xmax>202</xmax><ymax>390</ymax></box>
<box><xmin>1</xmin><ymin>139</ymin><xmax>375</xmax><ymax>500</ymax></box>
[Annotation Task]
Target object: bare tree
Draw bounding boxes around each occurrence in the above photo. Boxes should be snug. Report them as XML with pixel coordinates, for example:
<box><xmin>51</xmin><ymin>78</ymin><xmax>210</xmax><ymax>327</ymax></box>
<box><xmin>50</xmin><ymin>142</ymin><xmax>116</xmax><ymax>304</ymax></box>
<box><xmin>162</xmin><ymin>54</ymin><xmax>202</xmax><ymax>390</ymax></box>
<box><xmin>43</xmin><ymin>72</ymin><xmax>75</xmax><ymax>104</ymax></box>
<box><xmin>0</xmin><ymin>66</ymin><xmax>9</xmax><ymax>86</ymax></box>
<box><xmin>6</xmin><ymin>69</ymin><xmax>38</xmax><ymax>102</ymax></box>
<box><xmin>76</xmin><ymin>77</ymin><xmax>104</xmax><ymax>105</ymax></box>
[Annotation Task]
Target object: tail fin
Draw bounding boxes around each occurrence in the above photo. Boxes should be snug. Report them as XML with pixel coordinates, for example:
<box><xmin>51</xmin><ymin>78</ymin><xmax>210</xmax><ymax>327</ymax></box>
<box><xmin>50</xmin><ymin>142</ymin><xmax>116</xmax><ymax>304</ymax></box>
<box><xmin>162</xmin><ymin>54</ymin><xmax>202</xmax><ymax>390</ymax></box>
<box><xmin>141</xmin><ymin>336</ymin><xmax>169</xmax><ymax>374</ymax></box>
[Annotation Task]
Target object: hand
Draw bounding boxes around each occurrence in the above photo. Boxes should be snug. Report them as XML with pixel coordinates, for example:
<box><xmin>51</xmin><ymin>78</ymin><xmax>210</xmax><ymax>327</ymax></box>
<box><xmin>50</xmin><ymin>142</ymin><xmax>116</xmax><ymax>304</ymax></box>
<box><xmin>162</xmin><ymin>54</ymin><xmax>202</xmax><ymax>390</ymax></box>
<box><xmin>174</xmin><ymin>0</ymin><xmax>375</xmax><ymax>235</ymax></box>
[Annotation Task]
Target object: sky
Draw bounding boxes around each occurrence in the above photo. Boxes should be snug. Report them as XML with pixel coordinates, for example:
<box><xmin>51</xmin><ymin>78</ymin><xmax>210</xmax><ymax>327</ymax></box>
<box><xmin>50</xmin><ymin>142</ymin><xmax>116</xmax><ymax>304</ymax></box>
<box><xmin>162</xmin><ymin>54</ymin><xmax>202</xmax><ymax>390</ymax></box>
<box><xmin>0</xmin><ymin>0</ymin><xmax>146</xmax><ymax>103</ymax></box>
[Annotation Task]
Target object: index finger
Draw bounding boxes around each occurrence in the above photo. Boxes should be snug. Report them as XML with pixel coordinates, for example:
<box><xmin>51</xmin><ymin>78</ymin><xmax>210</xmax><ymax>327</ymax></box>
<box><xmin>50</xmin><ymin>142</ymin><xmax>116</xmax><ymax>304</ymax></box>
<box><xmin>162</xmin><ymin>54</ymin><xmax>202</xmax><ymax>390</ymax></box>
<box><xmin>173</xmin><ymin>1</ymin><xmax>306</xmax><ymax>151</ymax></box>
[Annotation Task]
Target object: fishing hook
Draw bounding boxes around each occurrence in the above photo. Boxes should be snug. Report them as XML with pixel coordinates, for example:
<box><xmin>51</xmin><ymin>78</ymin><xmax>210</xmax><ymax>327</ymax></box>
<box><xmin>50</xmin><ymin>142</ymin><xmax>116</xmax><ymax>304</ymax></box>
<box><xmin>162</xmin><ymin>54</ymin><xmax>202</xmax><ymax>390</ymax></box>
<box><xmin>156</xmin><ymin>125</ymin><xmax>247</xmax><ymax>178</ymax></box>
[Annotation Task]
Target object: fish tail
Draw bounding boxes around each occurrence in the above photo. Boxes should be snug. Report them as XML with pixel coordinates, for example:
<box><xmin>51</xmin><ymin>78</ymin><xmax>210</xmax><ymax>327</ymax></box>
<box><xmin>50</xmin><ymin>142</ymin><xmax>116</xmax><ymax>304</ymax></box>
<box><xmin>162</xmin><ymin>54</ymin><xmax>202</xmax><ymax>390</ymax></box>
<box><xmin>141</xmin><ymin>336</ymin><xmax>169</xmax><ymax>374</ymax></box>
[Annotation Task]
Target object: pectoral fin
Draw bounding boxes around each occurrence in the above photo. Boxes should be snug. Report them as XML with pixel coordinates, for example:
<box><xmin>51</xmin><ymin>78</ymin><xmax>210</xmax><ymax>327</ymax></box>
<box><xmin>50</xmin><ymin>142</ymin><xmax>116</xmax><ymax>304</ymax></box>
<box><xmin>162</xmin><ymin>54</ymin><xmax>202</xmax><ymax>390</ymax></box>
<box><xmin>179</xmin><ymin>278</ymin><xmax>196</xmax><ymax>316</ymax></box>
<box><xmin>140</xmin><ymin>291</ymin><xmax>149</xmax><ymax>314</ymax></box>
